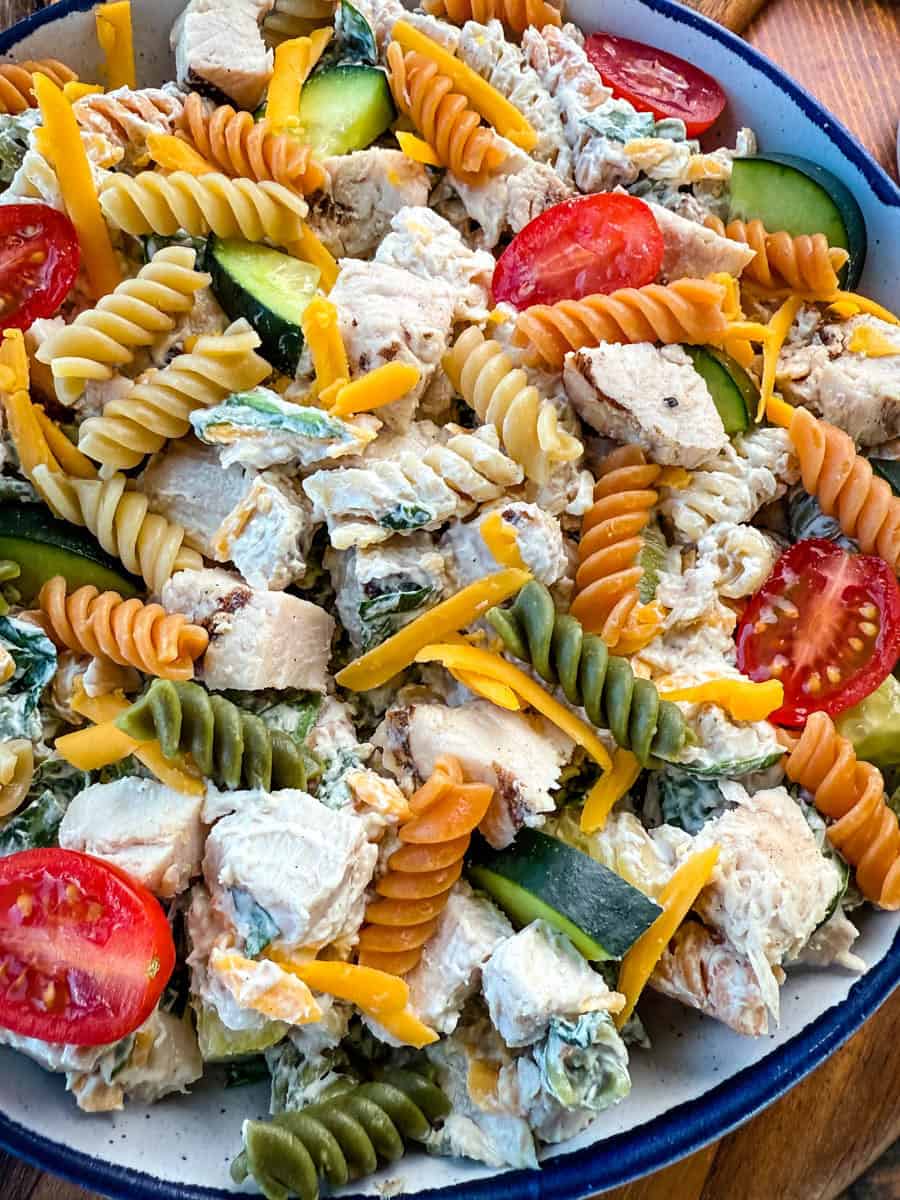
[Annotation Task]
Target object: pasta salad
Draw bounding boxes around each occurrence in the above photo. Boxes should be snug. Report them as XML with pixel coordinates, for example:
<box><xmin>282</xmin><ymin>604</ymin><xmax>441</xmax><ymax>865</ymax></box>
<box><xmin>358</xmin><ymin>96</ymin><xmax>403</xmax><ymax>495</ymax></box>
<box><xmin>0</xmin><ymin>0</ymin><xmax>898</xmax><ymax>1194</ymax></box>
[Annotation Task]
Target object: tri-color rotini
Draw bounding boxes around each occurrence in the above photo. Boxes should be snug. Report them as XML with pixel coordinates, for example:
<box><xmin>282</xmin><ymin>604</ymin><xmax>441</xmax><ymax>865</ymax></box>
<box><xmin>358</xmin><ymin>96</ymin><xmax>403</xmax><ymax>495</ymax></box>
<box><xmin>443</xmin><ymin>326</ymin><xmax>583</xmax><ymax>485</ymax></box>
<box><xmin>0</xmin><ymin>739</ymin><xmax>33</xmax><ymax>819</ymax></box>
<box><xmin>231</xmin><ymin>1071</ymin><xmax>450</xmax><ymax>1200</ymax></box>
<box><xmin>358</xmin><ymin>755</ymin><xmax>493</xmax><ymax>975</ymax></box>
<box><xmin>421</xmin><ymin>427</ymin><xmax>524</xmax><ymax>506</ymax></box>
<box><xmin>116</xmin><ymin>679</ymin><xmax>309</xmax><ymax>792</ymax></box>
<box><xmin>423</xmin><ymin>0</ymin><xmax>562</xmax><ymax>35</ymax></box>
<box><xmin>705</xmin><ymin>214</ymin><xmax>848</xmax><ymax>294</ymax></box>
<box><xmin>37</xmin><ymin>576</ymin><xmax>209</xmax><ymax>682</ymax></box>
<box><xmin>782</xmin><ymin>712</ymin><xmax>900</xmax><ymax>909</ymax></box>
<box><xmin>36</xmin><ymin>245</ymin><xmax>211</xmax><ymax>406</ymax></box>
<box><xmin>487</xmin><ymin>580</ymin><xmax>686</xmax><ymax>766</ymax></box>
<box><xmin>0</xmin><ymin>59</ymin><xmax>77</xmax><ymax>114</ymax></box>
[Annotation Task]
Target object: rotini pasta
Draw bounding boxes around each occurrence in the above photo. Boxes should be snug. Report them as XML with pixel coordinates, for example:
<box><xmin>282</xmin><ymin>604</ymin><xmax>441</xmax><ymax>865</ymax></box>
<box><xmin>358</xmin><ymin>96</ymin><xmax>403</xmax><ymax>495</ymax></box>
<box><xmin>37</xmin><ymin>576</ymin><xmax>209</xmax><ymax>682</ymax></box>
<box><xmin>0</xmin><ymin>60</ymin><xmax>77</xmax><ymax>114</ymax></box>
<box><xmin>782</xmin><ymin>712</ymin><xmax>900</xmax><ymax>909</ymax></box>
<box><xmin>35</xmin><ymin>246</ymin><xmax>212</xmax><ymax>407</ymax></box>
<box><xmin>72</xmin><ymin>87</ymin><xmax>184</xmax><ymax>162</ymax></box>
<box><xmin>262</xmin><ymin>0</ymin><xmax>336</xmax><ymax>46</ymax></box>
<box><xmin>232</xmin><ymin>1072</ymin><xmax>450</xmax><ymax>1200</ymax></box>
<box><xmin>0</xmin><ymin>739</ymin><xmax>34</xmax><ymax>819</ymax></box>
<box><xmin>77</xmin><ymin>319</ymin><xmax>271</xmax><ymax>471</ymax></box>
<box><xmin>443</xmin><ymin>326</ymin><xmax>582</xmax><ymax>485</ymax></box>
<box><xmin>173</xmin><ymin>93</ymin><xmax>326</xmax><ymax>195</ymax></box>
<box><xmin>422</xmin><ymin>426</ymin><xmax>524</xmax><ymax>505</ymax></box>
<box><xmin>31</xmin><ymin>465</ymin><xmax>202</xmax><ymax>595</ymax></box>
<box><xmin>787</xmin><ymin>406</ymin><xmax>900</xmax><ymax>571</ymax></box>
<box><xmin>514</xmin><ymin>277</ymin><xmax>737</xmax><ymax>370</ymax></box>
<box><xmin>487</xmin><ymin>579</ymin><xmax>686</xmax><ymax>765</ymax></box>
<box><xmin>116</xmin><ymin>679</ymin><xmax>309</xmax><ymax>791</ymax></box>
<box><xmin>358</xmin><ymin>755</ymin><xmax>493</xmax><ymax>974</ymax></box>
<box><xmin>386</xmin><ymin>43</ymin><xmax>506</xmax><ymax>183</ymax></box>
<box><xmin>571</xmin><ymin>446</ymin><xmax>663</xmax><ymax>654</ymax></box>
<box><xmin>98</xmin><ymin>171</ymin><xmax>309</xmax><ymax>245</ymax></box>
<box><xmin>423</xmin><ymin>0</ymin><xmax>562</xmax><ymax>34</ymax></box>
<box><xmin>705</xmin><ymin>215</ymin><xmax>848</xmax><ymax>294</ymax></box>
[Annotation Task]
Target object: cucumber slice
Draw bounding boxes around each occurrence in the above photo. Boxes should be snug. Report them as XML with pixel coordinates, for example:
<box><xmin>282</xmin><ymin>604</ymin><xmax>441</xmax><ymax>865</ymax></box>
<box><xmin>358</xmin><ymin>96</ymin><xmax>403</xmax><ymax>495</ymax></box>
<box><xmin>0</xmin><ymin>505</ymin><xmax>140</xmax><ymax>601</ymax></box>
<box><xmin>870</xmin><ymin>459</ymin><xmax>900</xmax><ymax>497</ymax></box>
<box><xmin>468</xmin><ymin>829</ymin><xmax>661</xmax><ymax>961</ymax></box>
<box><xmin>207</xmin><ymin>238</ymin><xmax>319</xmax><ymax>375</ymax></box>
<box><xmin>195</xmin><ymin>1002</ymin><xmax>287</xmax><ymax>1062</ymax></box>
<box><xmin>298</xmin><ymin>64</ymin><xmax>395</xmax><ymax>158</ymax></box>
<box><xmin>728</xmin><ymin>154</ymin><xmax>867</xmax><ymax>289</ymax></box>
<box><xmin>317</xmin><ymin>0</ymin><xmax>379</xmax><ymax>70</ymax></box>
<box><xmin>684</xmin><ymin>345</ymin><xmax>755</xmax><ymax>434</ymax></box>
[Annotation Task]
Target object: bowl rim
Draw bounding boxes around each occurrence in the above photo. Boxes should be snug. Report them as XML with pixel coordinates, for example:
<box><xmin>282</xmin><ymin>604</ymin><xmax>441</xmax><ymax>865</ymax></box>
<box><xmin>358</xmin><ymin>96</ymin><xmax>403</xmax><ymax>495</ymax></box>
<box><xmin>0</xmin><ymin>0</ymin><xmax>898</xmax><ymax>1196</ymax></box>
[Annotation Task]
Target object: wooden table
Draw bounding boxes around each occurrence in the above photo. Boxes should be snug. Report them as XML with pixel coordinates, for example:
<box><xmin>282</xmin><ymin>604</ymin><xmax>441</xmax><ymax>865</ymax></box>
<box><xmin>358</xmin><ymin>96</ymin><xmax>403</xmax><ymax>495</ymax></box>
<box><xmin>1</xmin><ymin>0</ymin><xmax>899</xmax><ymax>1198</ymax></box>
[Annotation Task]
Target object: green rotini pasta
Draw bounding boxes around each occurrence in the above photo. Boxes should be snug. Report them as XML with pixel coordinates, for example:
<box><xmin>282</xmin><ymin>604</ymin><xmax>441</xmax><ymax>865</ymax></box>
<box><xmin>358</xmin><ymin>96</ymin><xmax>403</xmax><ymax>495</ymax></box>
<box><xmin>231</xmin><ymin>1071</ymin><xmax>450</xmax><ymax>1200</ymax></box>
<box><xmin>486</xmin><ymin>580</ymin><xmax>686</xmax><ymax>766</ymax></box>
<box><xmin>115</xmin><ymin>679</ymin><xmax>309</xmax><ymax>791</ymax></box>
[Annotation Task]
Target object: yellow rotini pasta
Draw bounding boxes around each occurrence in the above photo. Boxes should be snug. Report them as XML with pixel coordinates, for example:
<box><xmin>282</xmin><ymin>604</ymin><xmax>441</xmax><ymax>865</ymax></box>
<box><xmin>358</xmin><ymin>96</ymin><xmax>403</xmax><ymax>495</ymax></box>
<box><xmin>444</xmin><ymin>326</ymin><xmax>582</xmax><ymax>485</ymax></box>
<box><xmin>77</xmin><ymin>319</ymin><xmax>271</xmax><ymax>471</ymax></box>
<box><xmin>98</xmin><ymin>171</ymin><xmax>309</xmax><ymax>245</ymax></box>
<box><xmin>38</xmin><ymin>575</ymin><xmax>209</xmax><ymax>681</ymax></box>
<box><xmin>422</xmin><ymin>0</ymin><xmax>561</xmax><ymax>35</ymax></box>
<box><xmin>31</xmin><ymin>465</ymin><xmax>203</xmax><ymax>594</ymax></box>
<box><xmin>514</xmin><ymin>277</ymin><xmax>738</xmax><ymax>370</ymax></box>
<box><xmin>705</xmin><ymin>214</ymin><xmax>848</xmax><ymax>294</ymax></box>
<box><xmin>0</xmin><ymin>739</ymin><xmax>34</xmax><ymax>819</ymax></box>
<box><xmin>386</xmin><ymin>43</ymin><xmax>506</xmax><ymax>183</ymax></box>
<box><xmin>0</xmin><ymin>60</ymin><xmax>77</xmax><ymax>114</ymax></box>
<box><xmin>173</xmin><ymin>94</ymin><xmax>326</xmax><ymax>195</ymax></box>
<box><xmin>35</xmin><ymin>246</ymin><xmax>211</xmax><ymax>407</ymax></box>
<box><xmin>422</xmin><ymin>427</ymin><xmax>524</xmax><ymax>505</ymax></box>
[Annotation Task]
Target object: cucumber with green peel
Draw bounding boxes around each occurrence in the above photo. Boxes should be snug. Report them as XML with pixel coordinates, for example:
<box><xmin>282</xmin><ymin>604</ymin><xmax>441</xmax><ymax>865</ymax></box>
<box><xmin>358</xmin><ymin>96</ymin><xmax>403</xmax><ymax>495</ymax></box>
<box><xmin>870</xmin><ymin>459</ymin><xmax>900</xmax><ymax>497</ymax></box>
<box><xmin>728</xmin><ymin>154</ymin><xmax>866</xmax><ymax>288</ymax></box>
<box><xmin>207</xmin><ymin>238</ymin><xmax>319</xmax><ymax>375</ymax></box>
<box><xmin>315</xmin><ymin>0</ymin><xmax>379</xmax><ymax>70</ymax></box>
<box><xmin>467</xmin><ymin>829</ymin><xmax>661</xmax><ymax>961</ymax></box>
<box><xmin>297</xmin><ymin>65</ymin><xmax>395</xmax><ymax>158</ymax></box>
<box><xmin>684</xmin><ymin>345</ymin><xmax>755</xmax><ymax>434</ymax></box>
<box><xmin>0</xmin><ymin>505</ymin><xmax>140</xmax><ymax>601</ymax></box>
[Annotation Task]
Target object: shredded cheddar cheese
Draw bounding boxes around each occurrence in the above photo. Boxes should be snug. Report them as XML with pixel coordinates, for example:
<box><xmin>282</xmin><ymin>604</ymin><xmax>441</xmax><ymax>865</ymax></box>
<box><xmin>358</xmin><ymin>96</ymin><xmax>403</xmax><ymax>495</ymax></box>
<box><xmin>32</xmin><ymin>407</ymin><xmax>98</xmax><ymax>479</ymax></box>
<box><xmin>210</xmin><ymin>950</ymin><xmax>322</xmax><ymax>1024</ymax></box>
<box><xmin>95</xmin><ymin>1</ymin><xmax>136</xmax><ymax>91</ymax></box>
<box><xmin>479</xmin><ymin>511</ymin><xmax>525</xmax><ymax>569</ymax></box>
<box><xmin>146</xmin><ymin>131</ymin><xmax>216</xmax><ymax>175</ymax></box>
<box><xmin>450</xmin><ymin>668</ymin><xmax>523</xmax><ymax>710</ymax></box>
<box><xmin>848</xmin><ymin>324</ymin><xmax>900</xmax><ymax>356</ymax></box>
<box><xmin>302</xmin><ymin>296</ymin><xmax>349</xmax><ymax>394</ymax></box>
<box><xmin>581</xmin><ymin>749</ymin><xmax>641</xmax><ymax>834</ymax></box>
<box><xmin>655</xmin><ymin>466</ymin><xmax>691</xmax><ymax>490</ymax></box>
<box><xmin>289</xmin><ymin>222</ymin><xmax>339</xmax><ymax>291</ymax></box>
<box><xmin>266</xmin><ymin>28</ymin><xmax>333</xmax><ymax>133</ymax></box>
<box><xmin>395</xmin><ymin>130</ymin><xmax>441</xmax><ymax>166</ymax></box>
<box><xmin>63</xmin><ymin>81</ymin><xmax>104</xmax><ymax>103</ymax></box>
<box><xmin>328</xmin><ymin>363</ymin><xmax>421</xmax><ymax>417</ymax></box>
<box><xmin>659</xmin><ymin>677</ymin><xmax>784</xmax><ymax>722</ymax></box>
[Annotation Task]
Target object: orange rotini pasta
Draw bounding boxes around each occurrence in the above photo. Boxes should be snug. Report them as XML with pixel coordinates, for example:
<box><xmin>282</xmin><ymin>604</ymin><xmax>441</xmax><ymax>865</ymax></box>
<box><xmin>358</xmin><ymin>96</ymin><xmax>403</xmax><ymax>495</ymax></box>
<box><xmin>705</xmin><ymin>215</ymin><xmax>848</xmax><ymax>294</ymax></box>
<box><xmin>357</xmin><ymin>755</ymin><xmax>493</xmax><ymax>975</ymax></box>
<box><xmin>570</xmin><ymin>446</ymin><xmax>663</xmax><ymax>654</ymax></box>
<box><xmin>0</xmin><ymin>60</ymin><xmax>77</xmax><ymax>114</ymax></box>
<box><xmin>173</xmin><ymin>94</ymin><xmax>326</xmax><ymax>195</ymax></box>
<box><xmin>422</xmin><ymin>0</ymin><xmax>562</xmax><ymax>35</ymax></box>
<box><xmin>38</xmin><ymin>575</ymin><xmax>209</xmax><ymax>681</ymax></box>
<box><xmin>514</xmin><ymin>277</ymin><xmax>736</xmax><ymax>370</ymax></box>
<box><xmin>386</xmin><ymin>43</ymin><xmax>506</xmax><ymax>183</ymax></box>
<box><xmin>782</xmin><ymin>712</ymin><xmax>900</xmax><ymax>909</ymax></box>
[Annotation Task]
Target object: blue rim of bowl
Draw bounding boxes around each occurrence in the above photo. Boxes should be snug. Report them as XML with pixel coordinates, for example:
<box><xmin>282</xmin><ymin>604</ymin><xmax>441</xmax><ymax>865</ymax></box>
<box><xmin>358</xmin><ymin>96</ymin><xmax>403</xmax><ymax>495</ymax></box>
<box><xmin>0</xmin><ymin>0</ymin><xmax>899</xmax><ymax>1196</ymax></box>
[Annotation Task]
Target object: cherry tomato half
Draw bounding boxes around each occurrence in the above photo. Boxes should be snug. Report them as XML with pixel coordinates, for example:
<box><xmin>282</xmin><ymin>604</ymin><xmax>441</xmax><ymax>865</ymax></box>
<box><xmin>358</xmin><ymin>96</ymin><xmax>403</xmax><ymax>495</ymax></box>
<box><xmin>585</xmin><ymin>34</ymin><xmax>727</xmax><ymax>137</ymax></box>
<box><xmin>0</xmin><ymin>849</ymin><xmax>175</xmax><ymax>1045</ymax></box>
<box><xmin>491</xmin><ymin>193</ymin><xmax>663</xmax><ymax>311</ymax></box>
<box><xmin>736</xmin><ymin>539</ymin><xmax>900</xmax><ymax>728</ymax></box>
<box><xmin>0</xmin><ymin>203</ymin><xmax>80</xmax><ymax>331</ymax></box>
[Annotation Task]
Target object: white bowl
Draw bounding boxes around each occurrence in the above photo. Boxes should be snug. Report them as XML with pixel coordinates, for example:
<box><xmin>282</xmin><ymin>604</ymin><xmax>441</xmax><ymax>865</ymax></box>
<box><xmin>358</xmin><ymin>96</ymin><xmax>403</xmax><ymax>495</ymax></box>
<box><xmin>1</xmin><ymin>2</ymin><xmax>899</xmax><ymax>1197</ymax></box>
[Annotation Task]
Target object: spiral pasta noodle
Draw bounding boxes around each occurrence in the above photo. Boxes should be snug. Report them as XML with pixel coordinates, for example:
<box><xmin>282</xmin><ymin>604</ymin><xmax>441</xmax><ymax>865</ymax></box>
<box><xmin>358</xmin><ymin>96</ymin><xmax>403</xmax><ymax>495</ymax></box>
<box><xmin>386</xmin><ymin>43</ymin><xmax>506</xmax><ymax>183</ymax></box>
<box><xmin>443</xmin><ymin>326</ymin><xmax>582</xmax><ymax>485</ymax></box>
<box><xmin>358</xmin><ymin>756</ymin><xmax>493</xmax><ymax>975</ymax></box>
<box><xmin>0</xmin><ymin>60</ymin><xmax>77</xmax><ymax>114</ymax></box>
<box><xmin>487</xmin><ymin>579</ymin><xmax>686</xmax><ymax>766</ymax></box>
<box><xmin>788</xmin><ymin>406</ymin><xmax>900</xmax><ymax>571</ymax></box>
<box><xmin>73</xmin><ymin>87</ymin><xmax>184</xmax><ymax>157</ymax></box>
<box><xmin>571</xmin><ymin>446</ymin><xmax>663</xmax><ymax>655</ymax></box>
<box><xmin>174</xmin><ymin>94</ymin><xmax>327</xmax><ymax>195</ymax></box>
<box><xmin>514</xmin><ymin>277</ymin><xmax>736</xmax><ymax>371</ymax></box>
<box><xmin>37</xmin><ymin>576</ymin><xmax>209</xmax><ymax>682</ymax></box>
<box><xmin>99</xmin><ymin>170</ymin><xmax>309</xmax><ymax>245</ymax></box>
<box><xmin>116</xmin><ymin>679</ymin><xmax>309</xmax><ymax>792</ymax></box>
<box><xmin>232</xmin><ymin>1071</ymin><xmax>450</xmax><ymax>1200</ymax></box>
<box><xmin>262</xmin><ymin>0</ymin><xmax>336</xmax><ymax>45</ymax></box>
<box><xmin>77</xmin><ymin>320</ymin><xmax>271</xmax><ymax>471</ymax></box>
<box><xmin>0</xmin><ymin>739</ymin><xmax>34</xmax><ymax>819</ymax></box>
<box><xmin>422</xmin><ymin>427</ymin><xmax>524</xmax><ymax>506</ymax></box>
<box><xmin>36</xmin><ymin>246</ymin><xmax>212</xmax><ymax>407</ymax></box>
<box><xmin>423</xmin><ymin>0</ymin><xmax>562</xmax><ymax>33</ymax></box>
<box><xmin>782</xmin><ymin>711</ymin><xmax>900</xmax><ymax>909</ymax></box>
<box><xmin>31</xmin><ymin>466</ymin><xmax>202</xmax><ymax>595</ymax></box>
<box><xmin>705</xmin><ymin>215</ymin><xmax>848</xmax><ymax>294</ymax></box>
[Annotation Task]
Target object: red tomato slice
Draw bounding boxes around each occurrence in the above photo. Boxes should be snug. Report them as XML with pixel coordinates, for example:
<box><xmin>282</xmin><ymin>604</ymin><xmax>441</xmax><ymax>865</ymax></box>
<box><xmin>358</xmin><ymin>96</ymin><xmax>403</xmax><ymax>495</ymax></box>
<box><xmin>0</xmin><ymin>203</ymin><xmax>80</xmax><ymax>331</ymax></box>
<box><xmin>736</xmin><ymin>539</ymin><xmax>900</xmax><ymax>728</ymax></box>
<box><xmin>491</xmin><ymin>193</ymin><xmax>664</xmax><ymax>311</ymax></box>
<box><xmin>0</xmin><ymin>849</ymin><xmax>175</xmax><ymax>1045</ymax></box>
<box><xmin>585</xmin><ymin>34</ymin><xmax>727</xmax><ymax>137</ymax></box>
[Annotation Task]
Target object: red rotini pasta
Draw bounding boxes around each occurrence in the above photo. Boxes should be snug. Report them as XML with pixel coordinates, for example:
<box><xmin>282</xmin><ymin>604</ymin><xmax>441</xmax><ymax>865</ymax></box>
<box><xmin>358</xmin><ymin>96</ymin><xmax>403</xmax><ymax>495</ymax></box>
<box><xmin>705</xmin><ymin>214</ymin><xmax>848</xmax><ymax>293</ymax></box>
<box><xmin>422</xmin><ymin>0</ymin><xmax>562</xmax><ymax>35</ymax></box>
<box><xmin>0</xmin><ymin>59</ymin><xmax>77</xmax><ymax>114</ymax></box>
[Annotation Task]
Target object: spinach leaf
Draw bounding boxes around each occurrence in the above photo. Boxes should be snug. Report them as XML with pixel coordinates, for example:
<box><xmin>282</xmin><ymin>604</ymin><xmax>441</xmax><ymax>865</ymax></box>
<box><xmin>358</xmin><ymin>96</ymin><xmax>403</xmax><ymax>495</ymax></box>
<box><xmin>358</xmin><ymin>578</ymin><xmax>438</xmax><ymax>650</ymax></box>
<box><xmin>0</xmin><ymin>756</ymin><xmax>88</xmax><ymax>857</ymax></box>
<box><xmin>379</xmin><ymin>503</ymin><xmax>433</xmax><ymax>532</ymax></box>
<box><xmin>231</xmin><ymin>887</ymin><xmax>281</xmax><ymax>957</ymax></box>
<box><xmin>225</xmin><ymin>1057</ymin><xmax>270</xmax><ymax>1088</ymax></box>
<box><xmin>657</xmin><ymin>768</ymin><xmax>733</xmax><ymax>834</ymax></box>
<box><xmin>0</xmin><ymin>617</ymin><xmax>57</xmax><ymax>739</ymax></box>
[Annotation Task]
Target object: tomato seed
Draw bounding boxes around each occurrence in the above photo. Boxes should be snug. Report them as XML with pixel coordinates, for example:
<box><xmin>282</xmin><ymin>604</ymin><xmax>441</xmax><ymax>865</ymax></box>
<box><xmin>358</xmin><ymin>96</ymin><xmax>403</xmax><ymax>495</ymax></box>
<box><xmin>16</xmin><ymin>892</ymin><xmax>32</xmax><ymax>918</ymax></box>
<box><xmin>860</xmin><ymin>621</ymin><xmax>878</xmax><ymax>637</ymax></box>
<box><xmin>849</xmin><ymin>637</ymin><xmax>864</xmax><ymax>652</ymax></box>
<box><xmin>826</xmin><ymin>666</ymin><xmax>842</xmax><ymax>683</ymax></box>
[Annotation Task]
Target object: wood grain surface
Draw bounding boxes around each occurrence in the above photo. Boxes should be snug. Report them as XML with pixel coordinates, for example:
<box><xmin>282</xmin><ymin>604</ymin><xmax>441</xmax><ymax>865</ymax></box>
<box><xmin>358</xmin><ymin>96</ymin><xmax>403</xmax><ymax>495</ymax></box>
<box><xmin>0</xmin><ymin>1</ymin><xmax>899</xmax><ymax>1199</ymax></box>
